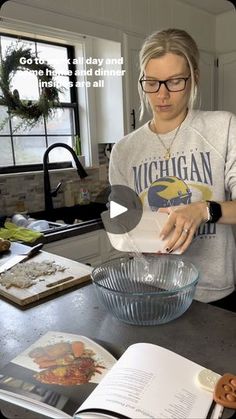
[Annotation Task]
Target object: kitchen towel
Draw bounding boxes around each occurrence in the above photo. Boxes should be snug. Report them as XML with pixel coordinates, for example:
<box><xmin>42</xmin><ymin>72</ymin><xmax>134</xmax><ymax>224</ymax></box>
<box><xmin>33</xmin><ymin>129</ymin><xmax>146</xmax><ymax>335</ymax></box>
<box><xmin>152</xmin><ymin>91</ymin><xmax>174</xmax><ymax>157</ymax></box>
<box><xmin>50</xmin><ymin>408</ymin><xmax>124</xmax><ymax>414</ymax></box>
<box><xmin>0</xmin><ymin>221</ymin><xmax>43</xmax><ymax>243</ymax></box>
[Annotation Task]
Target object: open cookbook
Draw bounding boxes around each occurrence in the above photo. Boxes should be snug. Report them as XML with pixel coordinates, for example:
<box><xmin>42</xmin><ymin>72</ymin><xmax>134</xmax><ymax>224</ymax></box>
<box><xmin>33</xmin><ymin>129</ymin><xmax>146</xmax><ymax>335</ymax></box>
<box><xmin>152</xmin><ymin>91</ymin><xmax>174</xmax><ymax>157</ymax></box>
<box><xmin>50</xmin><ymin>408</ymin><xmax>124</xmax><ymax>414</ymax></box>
<box><xmin>0</xmin><ymin>332</ymin><xmax>223</xmax><ymax>419</ymax></box>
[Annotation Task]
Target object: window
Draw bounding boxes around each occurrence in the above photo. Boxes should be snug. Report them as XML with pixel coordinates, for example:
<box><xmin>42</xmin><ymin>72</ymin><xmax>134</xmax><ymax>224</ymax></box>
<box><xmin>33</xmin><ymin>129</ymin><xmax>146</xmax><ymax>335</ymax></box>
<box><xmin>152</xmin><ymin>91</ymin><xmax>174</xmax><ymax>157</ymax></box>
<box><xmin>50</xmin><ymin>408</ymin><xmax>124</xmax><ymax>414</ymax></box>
<box><xmin>0</xmin><ymin>33</ymin><xmax>79</xmax><ymax>171</ymax></box>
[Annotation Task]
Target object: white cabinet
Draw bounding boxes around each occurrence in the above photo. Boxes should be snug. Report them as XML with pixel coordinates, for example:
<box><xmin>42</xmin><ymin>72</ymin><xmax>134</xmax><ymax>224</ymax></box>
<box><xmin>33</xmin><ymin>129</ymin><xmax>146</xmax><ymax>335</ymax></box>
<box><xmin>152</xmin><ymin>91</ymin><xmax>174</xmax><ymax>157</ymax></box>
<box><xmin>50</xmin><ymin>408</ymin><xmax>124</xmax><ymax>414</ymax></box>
<box><xmin>100</xmin><ymin>229</ymin><xmax>123</xmax><ymax>262</ymax></box>
<box><xmin>198</xmin><ymin>51</ymin><xmax>215</xmax><ymax>111</ymax></box>
<box><xmin>92</xmin><ymin>38</ymin><xmax>124</xmax><ymax>144</ymax></box>
<box><xmin>44</xmin><ymin>229</ymin><xmax>122</xmax><ymax>267</ymax></box>
<box><xmin>218</xmin><ymin>51</ymin><xmax>236</xmax><ymax>114</ymax></box>
<box><xmin>44</xmin><ymin>231</ymin><xmax>102</xmax><ymax>266</ymax></box>
<box><xmin>123</xmin><ymin>33</ymin><xmax>150</xmax><ymax>134</ymax></box>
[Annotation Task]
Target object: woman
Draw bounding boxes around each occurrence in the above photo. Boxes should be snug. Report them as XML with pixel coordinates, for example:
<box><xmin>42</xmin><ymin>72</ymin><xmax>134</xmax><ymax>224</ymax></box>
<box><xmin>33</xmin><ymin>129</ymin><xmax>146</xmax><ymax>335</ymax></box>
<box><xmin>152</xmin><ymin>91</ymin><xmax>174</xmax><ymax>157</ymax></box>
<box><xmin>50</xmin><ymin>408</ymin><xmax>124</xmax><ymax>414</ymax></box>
<box><xmin>109</xmin><ymin>28</ymin><xmax>236</xmax><ymax>309</ymax></box>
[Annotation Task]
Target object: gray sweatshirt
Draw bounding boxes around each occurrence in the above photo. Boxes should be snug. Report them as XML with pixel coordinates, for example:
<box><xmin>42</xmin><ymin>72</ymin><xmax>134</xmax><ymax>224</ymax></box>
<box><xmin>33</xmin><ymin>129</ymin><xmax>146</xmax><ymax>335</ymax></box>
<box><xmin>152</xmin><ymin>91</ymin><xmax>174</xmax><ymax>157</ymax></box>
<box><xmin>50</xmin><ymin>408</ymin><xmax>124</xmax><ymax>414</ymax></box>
<box><xmin>109</xmin><ymin>110</ymin><xmax>236</xmax><ymax>303</ymax></box>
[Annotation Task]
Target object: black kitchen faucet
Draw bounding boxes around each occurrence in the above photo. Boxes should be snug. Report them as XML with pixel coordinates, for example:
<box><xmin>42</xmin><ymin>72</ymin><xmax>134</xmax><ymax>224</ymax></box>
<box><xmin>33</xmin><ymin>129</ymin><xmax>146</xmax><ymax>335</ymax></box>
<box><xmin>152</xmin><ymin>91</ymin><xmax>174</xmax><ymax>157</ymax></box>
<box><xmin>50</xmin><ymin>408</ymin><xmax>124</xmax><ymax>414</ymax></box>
<box><xmin>43</xmin><ymin>143</ymin><xmax>88</xmax><ymax>217</ymax></box>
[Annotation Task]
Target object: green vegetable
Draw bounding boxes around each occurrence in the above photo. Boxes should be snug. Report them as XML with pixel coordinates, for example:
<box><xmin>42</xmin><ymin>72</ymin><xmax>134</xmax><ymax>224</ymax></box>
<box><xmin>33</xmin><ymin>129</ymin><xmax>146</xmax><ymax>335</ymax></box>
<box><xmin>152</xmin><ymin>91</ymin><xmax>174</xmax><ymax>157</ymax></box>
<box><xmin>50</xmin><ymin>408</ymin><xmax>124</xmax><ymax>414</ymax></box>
<box><xmin>74</xmin><ymin>135</ymin><xmax>81</xmax><ymax>156</ymax></box>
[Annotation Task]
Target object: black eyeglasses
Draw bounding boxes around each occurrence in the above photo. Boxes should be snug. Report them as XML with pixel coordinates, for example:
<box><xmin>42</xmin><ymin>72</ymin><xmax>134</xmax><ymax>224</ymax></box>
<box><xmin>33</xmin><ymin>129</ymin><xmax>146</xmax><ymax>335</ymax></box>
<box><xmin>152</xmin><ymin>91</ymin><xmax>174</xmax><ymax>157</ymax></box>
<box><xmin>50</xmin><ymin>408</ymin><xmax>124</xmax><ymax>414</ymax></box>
<box><xmin>139</xmin><ymin>75</ymin><xmax>191</xmax><ymax>93</ymax></box>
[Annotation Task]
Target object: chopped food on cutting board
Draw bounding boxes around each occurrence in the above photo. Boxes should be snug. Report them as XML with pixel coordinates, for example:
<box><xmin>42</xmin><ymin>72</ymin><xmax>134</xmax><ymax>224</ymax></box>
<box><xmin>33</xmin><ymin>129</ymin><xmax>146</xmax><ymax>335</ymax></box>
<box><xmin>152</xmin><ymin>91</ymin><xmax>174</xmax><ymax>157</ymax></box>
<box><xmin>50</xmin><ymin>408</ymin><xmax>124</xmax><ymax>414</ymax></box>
<box><xmin>0</xmin><ymin>260</ymin><xmax>66</xmax><ymax>289</ymax></box>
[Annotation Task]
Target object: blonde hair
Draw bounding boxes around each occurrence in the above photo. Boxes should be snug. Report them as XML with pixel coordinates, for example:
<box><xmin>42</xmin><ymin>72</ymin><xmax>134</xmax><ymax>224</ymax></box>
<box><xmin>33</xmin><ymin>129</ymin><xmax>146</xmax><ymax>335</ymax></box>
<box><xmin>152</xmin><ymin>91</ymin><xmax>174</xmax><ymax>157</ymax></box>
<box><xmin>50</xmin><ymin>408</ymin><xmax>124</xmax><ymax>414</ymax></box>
<box><xmin>138</xmin><ymin>28</ymin><xmax>200</xmax><ymax>120</ymax></box>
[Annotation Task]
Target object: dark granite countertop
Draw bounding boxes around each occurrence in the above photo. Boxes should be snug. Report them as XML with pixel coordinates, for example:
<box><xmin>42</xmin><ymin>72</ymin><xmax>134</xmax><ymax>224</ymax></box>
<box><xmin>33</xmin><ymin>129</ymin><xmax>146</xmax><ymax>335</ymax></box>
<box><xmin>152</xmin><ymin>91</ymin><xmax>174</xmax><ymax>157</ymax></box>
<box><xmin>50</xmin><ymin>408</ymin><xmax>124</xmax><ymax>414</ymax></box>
<box><xmin>0</xmin><ymin>283</ymin><xmax>235</xmax><ymax>418</ymax></box>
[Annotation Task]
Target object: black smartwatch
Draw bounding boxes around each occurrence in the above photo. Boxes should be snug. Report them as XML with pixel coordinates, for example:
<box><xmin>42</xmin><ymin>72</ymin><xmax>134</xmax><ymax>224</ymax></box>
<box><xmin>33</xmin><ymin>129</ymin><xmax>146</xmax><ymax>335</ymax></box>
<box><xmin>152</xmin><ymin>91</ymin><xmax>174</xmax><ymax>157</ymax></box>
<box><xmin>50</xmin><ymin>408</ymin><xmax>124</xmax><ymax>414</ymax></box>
<box><xmin>206</xmin><ymin>201</ymin><xmax>222</xmax><ymax>223</ymax></box>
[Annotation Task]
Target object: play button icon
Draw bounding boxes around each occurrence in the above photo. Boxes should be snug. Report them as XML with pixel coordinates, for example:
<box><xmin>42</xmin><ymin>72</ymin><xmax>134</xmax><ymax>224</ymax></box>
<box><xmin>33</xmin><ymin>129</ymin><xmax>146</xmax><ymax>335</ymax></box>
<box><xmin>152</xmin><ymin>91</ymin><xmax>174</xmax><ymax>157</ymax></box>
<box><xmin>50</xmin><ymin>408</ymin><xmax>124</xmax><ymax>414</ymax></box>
<box><xmin>110</xmin><ymin>201</ymin><xmax>128</xmax><ymax>218</ymax></box>
<box><xmin>99</xmin><ymin>184</ymin><xmax>143</xmax><ymax>235</ymax></box>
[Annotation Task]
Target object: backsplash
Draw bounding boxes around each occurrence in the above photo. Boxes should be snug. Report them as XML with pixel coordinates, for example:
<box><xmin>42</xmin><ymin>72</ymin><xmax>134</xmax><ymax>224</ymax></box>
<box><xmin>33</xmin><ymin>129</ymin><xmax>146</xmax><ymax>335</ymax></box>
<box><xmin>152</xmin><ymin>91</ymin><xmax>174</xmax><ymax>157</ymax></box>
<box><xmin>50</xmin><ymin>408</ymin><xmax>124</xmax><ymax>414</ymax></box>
<box><xmin>0</xmin><ymin>165</ymin><xmax>109</xmax><ymax>216</ymax></box>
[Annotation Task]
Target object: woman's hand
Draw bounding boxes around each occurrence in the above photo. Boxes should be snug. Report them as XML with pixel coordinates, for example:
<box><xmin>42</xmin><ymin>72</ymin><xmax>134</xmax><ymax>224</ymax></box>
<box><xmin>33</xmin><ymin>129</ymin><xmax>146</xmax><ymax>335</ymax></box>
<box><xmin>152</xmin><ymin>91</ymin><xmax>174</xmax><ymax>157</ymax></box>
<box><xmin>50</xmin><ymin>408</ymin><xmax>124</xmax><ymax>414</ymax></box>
<box><xmin>159</xmin><ymin>202</ymin><xmax>207</xmax><ymax>254</ymax></box>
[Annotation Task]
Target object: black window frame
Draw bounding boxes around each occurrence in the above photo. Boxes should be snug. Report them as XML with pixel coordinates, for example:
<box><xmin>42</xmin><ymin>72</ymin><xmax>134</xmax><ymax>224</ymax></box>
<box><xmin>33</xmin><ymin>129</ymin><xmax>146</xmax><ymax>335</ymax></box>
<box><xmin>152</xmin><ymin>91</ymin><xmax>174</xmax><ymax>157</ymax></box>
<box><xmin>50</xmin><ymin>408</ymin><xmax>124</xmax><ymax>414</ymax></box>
<box><xmin>0</xmin><ymin>32</ymin><xmax>80</xmax><ymax>173</ymax></box>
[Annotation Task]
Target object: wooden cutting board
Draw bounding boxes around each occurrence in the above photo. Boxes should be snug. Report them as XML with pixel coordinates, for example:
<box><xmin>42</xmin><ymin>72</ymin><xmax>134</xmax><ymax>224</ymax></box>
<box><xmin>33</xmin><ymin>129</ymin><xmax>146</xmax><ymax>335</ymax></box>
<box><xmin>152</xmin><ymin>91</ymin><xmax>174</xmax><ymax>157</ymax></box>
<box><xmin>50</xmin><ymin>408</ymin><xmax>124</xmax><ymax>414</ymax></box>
<box><xmin>0</xmin><ymin>250</ymin><xmax>92</xmax><ymax>307</ymax></box>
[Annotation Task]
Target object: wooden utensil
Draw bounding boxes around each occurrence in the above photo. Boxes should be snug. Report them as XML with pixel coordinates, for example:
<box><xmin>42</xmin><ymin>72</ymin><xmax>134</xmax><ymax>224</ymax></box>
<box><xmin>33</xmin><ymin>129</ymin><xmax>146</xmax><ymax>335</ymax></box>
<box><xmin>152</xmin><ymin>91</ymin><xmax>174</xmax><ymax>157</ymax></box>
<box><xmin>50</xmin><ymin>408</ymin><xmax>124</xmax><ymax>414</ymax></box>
<box><xmin>46</xmin><ymin>276</ymin><xmax>74</xmax><ymax>287</ymax></box>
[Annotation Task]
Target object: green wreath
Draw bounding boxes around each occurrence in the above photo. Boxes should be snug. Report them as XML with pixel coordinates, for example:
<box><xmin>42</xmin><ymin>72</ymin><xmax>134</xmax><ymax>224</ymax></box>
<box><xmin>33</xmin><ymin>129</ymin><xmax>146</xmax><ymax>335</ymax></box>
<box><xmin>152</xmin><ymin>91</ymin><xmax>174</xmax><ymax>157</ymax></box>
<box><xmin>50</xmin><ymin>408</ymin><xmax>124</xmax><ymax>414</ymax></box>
<box><xmin>0</xmin><ymin>45</ymin><xmax>62</xmax><ymax>130</ymax></box>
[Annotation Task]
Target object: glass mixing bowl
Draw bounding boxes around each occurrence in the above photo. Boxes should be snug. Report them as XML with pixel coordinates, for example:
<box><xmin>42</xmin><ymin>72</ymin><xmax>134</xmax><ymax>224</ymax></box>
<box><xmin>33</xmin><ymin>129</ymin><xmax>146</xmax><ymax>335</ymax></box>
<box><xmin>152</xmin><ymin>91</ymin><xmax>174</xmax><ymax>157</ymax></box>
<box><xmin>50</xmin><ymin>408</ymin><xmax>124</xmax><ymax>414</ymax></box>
<box><xmin>91</xmin><ymin>255</ymin><xmax>199</xmax><ymax>326</ymax></box>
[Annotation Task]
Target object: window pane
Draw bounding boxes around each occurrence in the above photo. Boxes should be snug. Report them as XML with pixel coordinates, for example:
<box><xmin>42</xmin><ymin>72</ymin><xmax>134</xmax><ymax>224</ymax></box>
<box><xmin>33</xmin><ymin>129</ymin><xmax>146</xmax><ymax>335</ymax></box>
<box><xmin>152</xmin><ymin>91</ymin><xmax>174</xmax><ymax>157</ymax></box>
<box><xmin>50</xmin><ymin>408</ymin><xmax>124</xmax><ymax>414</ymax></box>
<box><xmin>11</xmin><ymin>70</ymin><xmax>39</xmax><ymax>101</ymax></box>
<box><xmin>55</xmin><ymin>76</ymin><xmax>71</xmax><ymax>102</ymax></box>
<box><xmin>0</xmin><ymin>137</ymin><xmax>13</xmax><ymax>166</ymax></box>
<box><xmin>13</xmin><ymin>136</ymin><xmax>46</xmax><ymax>164</ymax></box>
<box><xmin>1</xmin><ymin>37</ymin><xmax>38</xmax><ymax>101</ymax></box>
<box><xmin>0</xmin><ymin>34</ymin><xmax>78</xmax><ymax>170</ymax></box>
<box><xmin>39</xmin><ymin>75</ymin><xmax>71</xmax><ymax>102</ymax></box>
<box><xmin>47</xmin><ymin>136</ymin><xmax>73</xmax><ymax>162</ymax></box>
<box><xmin>11</xmin><ymin>115</ymin><xmax>45</xmax><ymax>135</ymax></box>
<box><xmin>1</xmin><ymin>36</ymin><xmax>35</xmax><ymax>59</ymax></box>
<box><xmin>46</xmin><ymin>108</ymin><xmax>75</xmax><ymax>135</ymax></box>
<box><xmin>36</xmin><ymin>43</ymin><xmax>69</xmax><ymax>75</ymax></box>
<box><xmin>0</xmin><ymin>107</ymin><xmax>10</xmax><ymax>135</ymax></box>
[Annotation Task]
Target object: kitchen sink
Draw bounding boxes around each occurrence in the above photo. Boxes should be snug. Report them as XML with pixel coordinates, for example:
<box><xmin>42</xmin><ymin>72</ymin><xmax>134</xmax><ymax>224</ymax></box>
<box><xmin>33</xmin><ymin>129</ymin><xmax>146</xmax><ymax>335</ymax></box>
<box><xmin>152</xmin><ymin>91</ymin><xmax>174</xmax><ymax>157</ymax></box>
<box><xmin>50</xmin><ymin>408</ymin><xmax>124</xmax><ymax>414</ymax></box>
<box><xmin>40</xmin><ymin>221</ymin><xmax>71</xmax><ymax>233</ymax></box>
<box><xmin>30</xmin><ymin>202</ymin><xmax>107</xmax><ymax>225</ymax></box>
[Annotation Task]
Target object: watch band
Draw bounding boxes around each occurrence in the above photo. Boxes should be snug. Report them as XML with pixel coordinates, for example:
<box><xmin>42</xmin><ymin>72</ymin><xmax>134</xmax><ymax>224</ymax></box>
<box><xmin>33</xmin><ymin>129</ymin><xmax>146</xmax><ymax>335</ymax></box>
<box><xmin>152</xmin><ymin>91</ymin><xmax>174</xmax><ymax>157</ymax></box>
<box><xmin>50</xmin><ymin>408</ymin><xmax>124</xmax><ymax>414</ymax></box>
<box><xmin>206</xmin><ymin>201</ymin><xmax>222</xmax><ymax>223</ymax></box>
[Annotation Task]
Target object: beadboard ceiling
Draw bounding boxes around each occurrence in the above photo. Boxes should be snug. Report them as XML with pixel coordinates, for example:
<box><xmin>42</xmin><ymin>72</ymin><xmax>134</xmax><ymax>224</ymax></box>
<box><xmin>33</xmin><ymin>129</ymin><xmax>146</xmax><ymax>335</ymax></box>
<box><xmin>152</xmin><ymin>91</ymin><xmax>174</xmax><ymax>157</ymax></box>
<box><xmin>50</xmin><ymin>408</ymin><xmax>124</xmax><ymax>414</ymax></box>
<box><xmin>178</xmin><ymin>0</ymin><xmax>234</xmax><ymax>15</ymax></box>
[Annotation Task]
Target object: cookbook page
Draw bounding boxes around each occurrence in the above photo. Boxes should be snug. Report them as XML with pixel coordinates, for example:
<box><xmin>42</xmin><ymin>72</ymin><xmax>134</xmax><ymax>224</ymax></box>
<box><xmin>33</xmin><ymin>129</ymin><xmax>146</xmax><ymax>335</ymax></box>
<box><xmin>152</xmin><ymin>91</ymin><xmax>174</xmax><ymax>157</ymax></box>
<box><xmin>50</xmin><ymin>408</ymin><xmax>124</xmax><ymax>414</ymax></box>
<box><xmin>0</xmin><ymin>331</ymin><xmax>116</xmax><ymax>418</ymax></box>
<box><xmin>76</xmin><ymin>343</ymin><xmax>216</xmax><ymax>419</ymax></box>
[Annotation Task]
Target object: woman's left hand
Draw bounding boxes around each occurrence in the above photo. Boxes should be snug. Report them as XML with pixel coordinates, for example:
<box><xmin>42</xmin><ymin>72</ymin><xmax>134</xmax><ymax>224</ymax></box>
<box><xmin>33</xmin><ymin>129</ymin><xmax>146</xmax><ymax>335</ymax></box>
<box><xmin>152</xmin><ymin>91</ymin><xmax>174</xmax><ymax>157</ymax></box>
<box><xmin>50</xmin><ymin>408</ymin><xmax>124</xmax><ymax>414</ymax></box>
<box><xmin>159</xmin><ymin>201</ymin><xmax>207</xmax><ymax>254</ymax></box>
